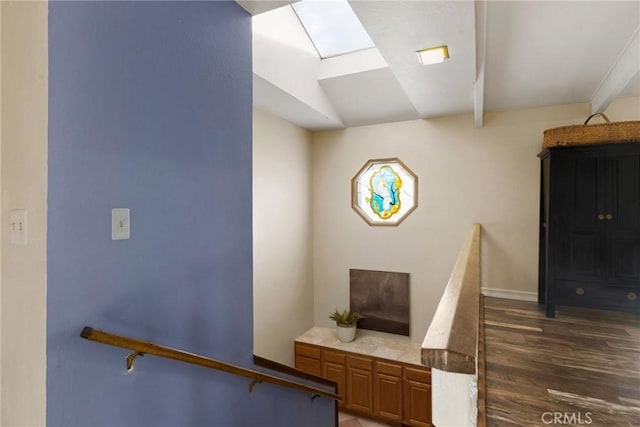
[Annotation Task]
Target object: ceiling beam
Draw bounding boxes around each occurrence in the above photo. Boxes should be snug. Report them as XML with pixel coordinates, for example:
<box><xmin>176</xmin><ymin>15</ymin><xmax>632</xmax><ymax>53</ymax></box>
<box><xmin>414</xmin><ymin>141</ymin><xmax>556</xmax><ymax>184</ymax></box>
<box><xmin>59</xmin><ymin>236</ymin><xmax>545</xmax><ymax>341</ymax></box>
<box><xmin>590</xmin><ymin>26</ymin><xmax>640</xmax><ymax>114</ymax></box>
<box><xmin>235</xmin><ymin>1</ymin><xmax>293</xmax><ymax>16</ymax></box>
<box><xmin>474</xmin><ymin>0</ymin><xmax>487</xmax><ymax>129</ymax></box>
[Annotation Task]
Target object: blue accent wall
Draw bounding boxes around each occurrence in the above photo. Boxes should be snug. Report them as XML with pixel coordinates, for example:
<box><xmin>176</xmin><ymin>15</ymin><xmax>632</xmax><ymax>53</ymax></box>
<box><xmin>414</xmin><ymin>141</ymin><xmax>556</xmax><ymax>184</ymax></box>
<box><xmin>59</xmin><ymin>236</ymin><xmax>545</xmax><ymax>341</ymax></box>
<box><xmin>47</xmin><ymin>2</ymin><xmax>333</xmax><ymax>426</ymax></box>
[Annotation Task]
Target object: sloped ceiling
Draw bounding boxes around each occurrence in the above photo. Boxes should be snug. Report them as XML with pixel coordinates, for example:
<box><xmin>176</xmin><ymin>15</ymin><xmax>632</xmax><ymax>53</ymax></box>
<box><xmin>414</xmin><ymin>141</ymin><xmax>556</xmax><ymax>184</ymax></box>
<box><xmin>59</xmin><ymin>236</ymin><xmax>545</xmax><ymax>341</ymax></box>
<box><xmin>239</xmin><ymin>0</ymin><xmax>640</xmax><ymax>131</ymax></box>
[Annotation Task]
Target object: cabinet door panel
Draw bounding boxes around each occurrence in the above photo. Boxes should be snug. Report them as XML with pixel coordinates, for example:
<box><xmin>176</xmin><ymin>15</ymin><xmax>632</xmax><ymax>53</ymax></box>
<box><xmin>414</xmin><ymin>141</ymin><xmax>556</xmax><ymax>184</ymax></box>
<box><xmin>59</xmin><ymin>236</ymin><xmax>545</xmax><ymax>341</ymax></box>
<box><xmin>374</xmin><ymin>373</ymin><xmax>403</xmax><ymax>422</ymax></box>
<box><xmin>347</xmin><ymin>367</ymin><xmax>373</xmax><ymax>413</ymax></box>
<box><xmin>570</xmin><ymin>233</ymin><xmax>598</xmax><ymax>275</ymax></box>
<box><xmin>573</xmin><ymin>156</ymin><xmax>601</xmax><ymax>228</ymax></box>
<box><xmin>403</xmin><ymin>379</ymin><xmax>432</xmax><ymax>427</ymax></box>
<box><xmin>611</xmin><ymin>238</ymin><xmax>640</xmax><ymax>282</ymax></box>
<box><xmin>555</xmin><ymin>153</ymin><xmax>606</xmax><ymax>282</ymax></box>
<box><xmin>608</xmin><ymin>154</ymin><xmax>640</xmax><ymax>284</ymax></box>
<box><xmin>324</xmin><ymin>361</ymin><xmax>346</xmax><ymax>406</ymax></box>
<box><xmin>610</xmin><ymin>156</ymin><xmax>639</xmax><ymax>229</ymax></box>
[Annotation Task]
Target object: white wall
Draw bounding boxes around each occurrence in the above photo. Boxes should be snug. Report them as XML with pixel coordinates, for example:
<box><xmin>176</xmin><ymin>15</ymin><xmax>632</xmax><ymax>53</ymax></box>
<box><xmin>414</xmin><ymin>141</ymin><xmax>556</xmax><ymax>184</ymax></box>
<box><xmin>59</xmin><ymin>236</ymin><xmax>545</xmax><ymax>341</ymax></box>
<box><xmin>600</xmin><ymin>96</ymin><xmax>640</xmax><ymax>121</ymax></box>
<box><xmin>253</xmin><ymin>108</ymin><xmax>315</xmax><ymax>365</ymax></box>
<box><xmin>312</xmin><ymin>97</ymin><xmax>640</xmax><ymax>344</ymax></box>
<box><xmin>1</xmin><ymin>2</ymin><xmax>48</xmax><ymax>425</ymax></box>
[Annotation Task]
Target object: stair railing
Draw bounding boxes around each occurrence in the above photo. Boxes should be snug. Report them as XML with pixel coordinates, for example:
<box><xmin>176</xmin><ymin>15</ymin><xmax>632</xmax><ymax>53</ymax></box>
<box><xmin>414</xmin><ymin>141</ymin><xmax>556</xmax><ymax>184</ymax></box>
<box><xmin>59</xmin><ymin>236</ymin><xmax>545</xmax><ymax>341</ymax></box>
<box><xmin>80</xmin><ymin>326</ymin><xmax>340</xmax><ymax>402</ymax></box>
<box><xmin>421</xmin><ymin>223</ymin><xmax>483</xmax><ymax>427</ymax></box>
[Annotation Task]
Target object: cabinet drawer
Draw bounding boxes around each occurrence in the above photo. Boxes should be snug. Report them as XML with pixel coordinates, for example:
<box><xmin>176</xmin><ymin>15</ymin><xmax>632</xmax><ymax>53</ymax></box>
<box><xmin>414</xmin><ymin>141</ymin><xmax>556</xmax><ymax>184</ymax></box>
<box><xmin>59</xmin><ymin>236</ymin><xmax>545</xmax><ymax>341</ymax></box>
<box><xmin>324</xmin><ymin>349</ymin><xmax>346</xmax><ymax>365</ymax></box>
<box><xmin>295</xmin><ymin>355</ymin><xmax>322</xmax><ymax>376</ymax></box>
<box><xmin>376</xmin><ymin>361</ymin><xmax>402</xmax><ymax>377</ymax></box>
<box><xmin>404</xmin><ymin>366</ymin><xmax>430</xmax><ymax>383</ymax></box>
<box><xmin>295</xmin><ymin>342</ymin><xmax>321</xmax><ymax>360</ymax></box>
<box><xmin>556</xmin><ymin>280</ymin><xmax>640</xmax><ymax>313</ymax></box>
<box><xmin>348</xmin><ymin>355</ymin><xmax>373</xmax><ymax>371</ymax></box>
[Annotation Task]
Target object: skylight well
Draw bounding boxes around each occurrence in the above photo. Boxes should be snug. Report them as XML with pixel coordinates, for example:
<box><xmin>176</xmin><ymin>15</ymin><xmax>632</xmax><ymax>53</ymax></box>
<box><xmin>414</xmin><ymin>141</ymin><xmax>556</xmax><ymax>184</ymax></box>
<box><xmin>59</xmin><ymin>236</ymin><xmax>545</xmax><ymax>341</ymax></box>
<box><xmin>292</xmin><ymin>0</ymin><xmax>375</xmax><ymax>59</ymax></box>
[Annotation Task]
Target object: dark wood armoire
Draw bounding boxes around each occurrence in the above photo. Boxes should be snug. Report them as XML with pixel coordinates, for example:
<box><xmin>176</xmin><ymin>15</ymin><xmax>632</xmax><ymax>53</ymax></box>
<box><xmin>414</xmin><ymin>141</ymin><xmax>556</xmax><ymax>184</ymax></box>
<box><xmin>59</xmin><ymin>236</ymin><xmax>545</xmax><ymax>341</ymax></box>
<box><xmin>539</xmin><ymin>142</ymin><xmax>640</xmax><ymax>317</ymax></box>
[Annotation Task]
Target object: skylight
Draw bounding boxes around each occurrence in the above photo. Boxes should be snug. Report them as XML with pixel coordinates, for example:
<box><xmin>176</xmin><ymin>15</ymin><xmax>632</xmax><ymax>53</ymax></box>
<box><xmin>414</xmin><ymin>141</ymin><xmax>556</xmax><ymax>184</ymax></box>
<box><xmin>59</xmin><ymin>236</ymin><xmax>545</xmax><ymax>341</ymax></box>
<box><xmin>292</xmin><ymin>0</ymin><xmax>375</xmax><ymax>59</ymax></box>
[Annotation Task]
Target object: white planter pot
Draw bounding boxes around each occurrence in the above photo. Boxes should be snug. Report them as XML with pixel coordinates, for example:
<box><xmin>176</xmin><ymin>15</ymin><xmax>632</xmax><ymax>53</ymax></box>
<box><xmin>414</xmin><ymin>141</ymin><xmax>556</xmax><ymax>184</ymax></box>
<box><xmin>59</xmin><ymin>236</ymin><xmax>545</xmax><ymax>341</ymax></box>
<box><xmin>336</xmin><ymin>325</ymin><xmax>356</xmax><ymax>343</ymax></box>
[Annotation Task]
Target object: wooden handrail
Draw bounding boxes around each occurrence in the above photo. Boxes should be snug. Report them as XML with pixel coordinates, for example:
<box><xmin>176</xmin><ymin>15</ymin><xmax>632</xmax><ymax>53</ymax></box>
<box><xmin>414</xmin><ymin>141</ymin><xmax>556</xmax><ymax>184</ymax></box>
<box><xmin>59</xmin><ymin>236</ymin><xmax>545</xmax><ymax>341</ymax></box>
<box><xmin>80</xmin><ymin>326</ymin><xmax>340</xmax><ymax>401</ymax></box>
<box><xmin>253</xmin><ymin>355</ymin><xmax>340</xmax><ymax>427</ymax></box>
<box><xmin>252</xmin><ymin>355</ymin><xmax>336</xmax><ymax>388</ymax></box>
<box><xmin>421</xmin><ymin>223</ymin><xmax>481</xmax><ymax>374</ymax></box>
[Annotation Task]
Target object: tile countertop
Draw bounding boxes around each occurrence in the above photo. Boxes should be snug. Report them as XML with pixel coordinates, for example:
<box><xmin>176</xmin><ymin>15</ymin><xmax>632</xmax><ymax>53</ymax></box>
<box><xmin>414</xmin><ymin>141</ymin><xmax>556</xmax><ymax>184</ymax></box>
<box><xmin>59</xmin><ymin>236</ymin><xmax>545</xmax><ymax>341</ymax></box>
<box><xmin>295</xmin><ymin>326</ymin><xmax>424</xmax><ymax>367</ymax></box>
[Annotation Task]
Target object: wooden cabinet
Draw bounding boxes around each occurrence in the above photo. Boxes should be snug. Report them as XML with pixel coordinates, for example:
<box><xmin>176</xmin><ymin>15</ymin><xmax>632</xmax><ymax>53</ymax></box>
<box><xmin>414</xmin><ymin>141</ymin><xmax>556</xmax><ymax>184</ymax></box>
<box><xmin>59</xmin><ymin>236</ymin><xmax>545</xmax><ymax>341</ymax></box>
<box><xmin>347</xmin><ymin>355</ymin><xmax>374</xmax><ymax>413</ymax></box>
<box><xmin>294</xmin><ymin>342</ymin><xmax>322</xmax><ymax>376</ymax></box>
<box><xmin>295</xmin><ymin>342</ymin><xmax>431</xmax><ymax>426</ymax></box>
<box><xmin>323</xmin><ymin>350</ymin><xmax>347</xmax><ymax>406</ymax></box>
<box><xmin>403</xmin><ymin>367</ymin><xmax>432</xmax><ymax>427</ymax></box>
<box><xmin>374</xmin><ymin>361</ymin><xmax>403</xmax><ymax>422</ymax></box>
<box><xmin>539</xmin><ymin>143</ymin><xmax>640</xmax><ymax>317</ymax></box>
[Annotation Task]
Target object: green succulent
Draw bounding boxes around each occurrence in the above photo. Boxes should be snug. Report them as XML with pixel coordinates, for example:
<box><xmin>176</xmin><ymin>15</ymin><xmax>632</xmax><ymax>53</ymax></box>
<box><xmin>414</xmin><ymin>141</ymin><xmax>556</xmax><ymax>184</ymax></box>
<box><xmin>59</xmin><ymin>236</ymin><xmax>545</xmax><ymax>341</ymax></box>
<box><xmin>329</xmin><ymin>309</ymin><xmax>365</xmax><ymax>327</ymax></box>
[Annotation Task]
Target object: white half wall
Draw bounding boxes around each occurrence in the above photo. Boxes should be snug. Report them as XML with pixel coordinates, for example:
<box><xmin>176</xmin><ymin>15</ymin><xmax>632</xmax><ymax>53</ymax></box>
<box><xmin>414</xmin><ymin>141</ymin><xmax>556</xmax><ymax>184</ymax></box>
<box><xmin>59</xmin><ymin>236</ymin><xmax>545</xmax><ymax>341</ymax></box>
<box><xmin>312</xmin><ymin>98</ymin><xmax>640</xmax><ymax>344</ymax></box>
<box><xmin>1</xmin><ymin>1</ymin><xmax>48</xmax><ymax>425</ymax></box>
<box><xmin>431</xmin><ymin>369</ymin><xmax>477</xmax><ymax>427</ymax></box>
<box><xmin>253</xmin><ymin>108</ymin><xmax>315</xmax><ymax>365</ymax></box>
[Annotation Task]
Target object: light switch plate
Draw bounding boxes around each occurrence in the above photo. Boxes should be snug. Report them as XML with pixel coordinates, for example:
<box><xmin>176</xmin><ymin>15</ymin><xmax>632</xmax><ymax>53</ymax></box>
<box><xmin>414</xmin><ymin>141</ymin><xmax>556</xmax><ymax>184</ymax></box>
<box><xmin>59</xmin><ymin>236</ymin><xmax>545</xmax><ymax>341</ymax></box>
<box><xmin>10</xmin><ymin>209</ymin><xmax>27</xmax><ymax>245</ymax></box>
<box><xmin>112</xmin><ymin>208</ymin><xmax>130</xmax><ymax>240</ymax></box>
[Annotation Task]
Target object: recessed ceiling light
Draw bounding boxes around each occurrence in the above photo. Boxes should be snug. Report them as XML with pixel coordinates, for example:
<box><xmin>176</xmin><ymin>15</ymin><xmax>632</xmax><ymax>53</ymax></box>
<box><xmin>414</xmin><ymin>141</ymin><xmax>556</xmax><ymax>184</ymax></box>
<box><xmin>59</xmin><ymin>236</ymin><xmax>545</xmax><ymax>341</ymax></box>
<box><xmin>416</xmin><ymin>45</ymin><xmax>449</xmax><ymax>66</ymax></box>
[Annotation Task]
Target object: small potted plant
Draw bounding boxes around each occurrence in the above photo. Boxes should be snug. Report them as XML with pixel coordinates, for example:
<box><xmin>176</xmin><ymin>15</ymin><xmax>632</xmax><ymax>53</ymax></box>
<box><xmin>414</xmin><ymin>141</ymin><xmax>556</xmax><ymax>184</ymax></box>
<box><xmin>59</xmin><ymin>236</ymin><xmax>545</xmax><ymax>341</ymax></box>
<box><xmin>329</xmin><ymin>309</ymin><xmax>365</xmax><ymax>343</ymax></box>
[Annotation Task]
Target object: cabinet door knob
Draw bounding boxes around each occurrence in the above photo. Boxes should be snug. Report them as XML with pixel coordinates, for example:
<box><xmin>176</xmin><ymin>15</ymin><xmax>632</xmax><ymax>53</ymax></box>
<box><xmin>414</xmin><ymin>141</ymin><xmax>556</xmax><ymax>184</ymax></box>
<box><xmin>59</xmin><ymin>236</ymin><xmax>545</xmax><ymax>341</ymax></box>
<box><xmin>576</xmin><ymin>287</ymin><xmax>585</xmax><ymax>296</ymax></box>
<box><xmin>627</xmin><ymin>292</ymin><xmax>637</xmax><ymax>301</ymax></box>
<box><xmin>597</xmin><ymin>214</ymin><xmax>605</xmax><ymax>220</ymax></box>
<box><xmin>605</xmin><ymin>214</ymin><xmax>613</xmax><ymax>220</ymax></box>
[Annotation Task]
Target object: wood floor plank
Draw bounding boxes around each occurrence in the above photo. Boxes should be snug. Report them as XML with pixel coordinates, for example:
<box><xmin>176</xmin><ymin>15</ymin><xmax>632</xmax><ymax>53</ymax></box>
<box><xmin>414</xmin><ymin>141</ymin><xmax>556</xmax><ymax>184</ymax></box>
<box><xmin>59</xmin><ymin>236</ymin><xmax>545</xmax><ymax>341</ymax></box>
<box><xmin>483</xmin><ymin>297</ymin><xmax>640</xmax><ymax>427</ymax></box>
<box><xmin>486</xmin><ymin>361</ymin><xmax>640</xmax><ymax>403</ymax></box>
<box><xmin>547</xmin><ymin>389</ymin><xmax>640</xmax><ymax>416</ymax></box>
<box><xmin>620</xmin><ymin>397</ymin><xmax>640</xmax><ymax>407</ymax></box>
<box><xmin>483</xmin><ymin>320</ymin><xmax>543</xmax><ymax>332</ymax></box>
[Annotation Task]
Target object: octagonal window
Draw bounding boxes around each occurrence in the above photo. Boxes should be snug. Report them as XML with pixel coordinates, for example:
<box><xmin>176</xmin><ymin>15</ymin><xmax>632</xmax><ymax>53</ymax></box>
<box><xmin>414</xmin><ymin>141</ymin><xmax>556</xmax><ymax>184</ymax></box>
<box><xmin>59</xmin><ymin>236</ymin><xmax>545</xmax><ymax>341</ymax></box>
<box><xmin>351</xmin><ymin>158</ymin><xmax>418</xmax><ymax>226</ymax></box>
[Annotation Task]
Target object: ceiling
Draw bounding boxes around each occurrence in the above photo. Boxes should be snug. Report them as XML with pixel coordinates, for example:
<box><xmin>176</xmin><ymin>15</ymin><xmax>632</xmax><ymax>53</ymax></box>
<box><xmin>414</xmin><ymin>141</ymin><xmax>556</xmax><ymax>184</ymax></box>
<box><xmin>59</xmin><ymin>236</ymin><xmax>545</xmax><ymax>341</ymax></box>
<box><xmin>238</xmin><ymin>0</ymin><xmax>640</xmax><ymax>131</ymax></box>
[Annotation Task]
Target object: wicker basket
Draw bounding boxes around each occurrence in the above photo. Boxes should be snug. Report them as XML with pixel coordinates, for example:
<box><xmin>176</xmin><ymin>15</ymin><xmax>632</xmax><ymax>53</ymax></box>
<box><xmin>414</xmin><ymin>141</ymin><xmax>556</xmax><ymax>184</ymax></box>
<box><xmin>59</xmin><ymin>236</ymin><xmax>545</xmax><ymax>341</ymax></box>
<box><xmin>543</xmin><ymin>113</ymin><xmax>640</xmax><ymax>149</ymax></box>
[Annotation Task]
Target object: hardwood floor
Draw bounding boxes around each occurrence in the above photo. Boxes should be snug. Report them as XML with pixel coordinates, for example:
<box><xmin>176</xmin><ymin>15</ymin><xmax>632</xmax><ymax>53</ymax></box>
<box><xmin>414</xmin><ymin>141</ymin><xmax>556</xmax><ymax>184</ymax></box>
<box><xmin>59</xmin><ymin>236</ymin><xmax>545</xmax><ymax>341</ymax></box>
<box><xmin>483</xmin><ymin>297</ymin><xmax>640</xmax><ymax>427</ymax></box>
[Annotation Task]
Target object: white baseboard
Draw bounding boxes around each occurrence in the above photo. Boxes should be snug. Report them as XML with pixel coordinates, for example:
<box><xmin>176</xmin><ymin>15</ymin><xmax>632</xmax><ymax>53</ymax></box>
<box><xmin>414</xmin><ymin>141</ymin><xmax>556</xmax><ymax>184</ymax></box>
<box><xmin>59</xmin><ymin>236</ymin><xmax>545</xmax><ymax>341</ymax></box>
<box><xmin>480</xmin><ymin>287</ymin><xmax>538</xmax><ymax>302</ymax></box>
